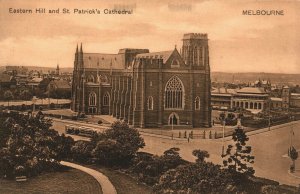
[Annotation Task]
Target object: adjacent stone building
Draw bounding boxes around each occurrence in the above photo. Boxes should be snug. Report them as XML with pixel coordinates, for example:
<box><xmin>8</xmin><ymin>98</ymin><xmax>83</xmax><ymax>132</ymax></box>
<box><xmin>71</xmin><ymin>33</ymin><xmax>212</xmax><ymax>128</ymax></box>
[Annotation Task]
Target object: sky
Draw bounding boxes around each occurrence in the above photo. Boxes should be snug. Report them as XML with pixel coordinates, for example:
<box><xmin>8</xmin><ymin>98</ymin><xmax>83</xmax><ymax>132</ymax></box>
<box><xmin>0</xmin><ymin>0</ymin><xmax>299</xmax><ymax>73</ymax></box>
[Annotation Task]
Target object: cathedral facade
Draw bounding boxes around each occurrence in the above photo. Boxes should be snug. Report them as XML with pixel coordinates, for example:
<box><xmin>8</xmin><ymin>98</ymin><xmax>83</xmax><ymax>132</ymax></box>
<box><xmin>71</xmin><ymin>33</ymin><xmax>211</xmax><ymax>128</ymax></box>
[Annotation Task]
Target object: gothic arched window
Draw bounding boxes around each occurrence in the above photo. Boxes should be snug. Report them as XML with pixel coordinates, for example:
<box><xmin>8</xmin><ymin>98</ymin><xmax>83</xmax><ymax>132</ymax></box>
<box><xmin>100</xmin><ymin>75</ymin><xmax>108</xmax><ymax>83</ymax></box>
<box><xmin>165</xmin><ymin>76</ymin><xmax>184</xmax><ymax>109</ymax></box>
<box><xmin>148</xmin><ymin>96</ymin><xmax>153</xmax><ymax>110</ymax></box>
<box><xmin>195</xmin><ymin>96</ymin><xmax>200</xmax><ymax>110</ymax></box>
<box><xmin>89</xmin><ymin>92</ymin><xmax>96</xmax><ymax>106</ymax></box>
<box><xmin>103</xmin><ymin>92</ymin><xmax>110</xmax><ymax>106</ymax></box>
<box><xmin>171</xmin><ymin>59</ymin><xmax>179</xmax><ymax>68</ymax></box>
<box><xmin>87</xmin><ymin>75</ymin><xmax>95</xmax><ymax>83</ymax></box>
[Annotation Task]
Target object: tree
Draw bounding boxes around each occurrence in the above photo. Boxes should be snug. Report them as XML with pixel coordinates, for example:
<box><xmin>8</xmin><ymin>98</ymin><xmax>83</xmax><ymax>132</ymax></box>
<box><xmin>71</xmin><ymin>140</ymin><xmax>94</xmax><ymax>163</ymax></box>
<box><xmin>192</xmin><ymin>149</ymin><xmax>209</xmax><ymax>163</ymax></box>
<box><xmin>92</xmin><ymin>121</ymin><xmax>145</xmax><ymax>166</ymax></box>
<box><xmin>288</xmin><ymin>146</ymin><xmax>298</xmax><ymax>173</ymax></box>
<box><xmin>154</xmin><ymin>162</ymin><xmax>235</xmax><ymax>194</ymax></box>
<box><xmin>222</xmin><ymin>125</ymin><xmax>255</xmax><ymax>176</ymax></box>
<box><xmin>3</xmin><ymin>90</ymin><xmax>14</xmax><ymax>107</ymax></box>
<box><xmin>0</xmin><ymin>112</ymin><xmax>74</xmax><ymax>178</ymax></box>
<box><xmin>130</xmin><ymin>148</ymin><xmax>186</xmax><ymax>186</ymax></box>
<box><xmin>222</xmin><ymin>125</ymin><xmax>255</xmax><ymax>191</ymax></box>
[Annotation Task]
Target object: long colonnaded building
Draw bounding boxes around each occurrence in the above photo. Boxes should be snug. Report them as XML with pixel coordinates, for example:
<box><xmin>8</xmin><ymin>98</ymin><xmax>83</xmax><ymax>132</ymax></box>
<box><xmin>71</xmin><ymin>33</ymin><xmax>212</xmax><ymax>128</ymax></box>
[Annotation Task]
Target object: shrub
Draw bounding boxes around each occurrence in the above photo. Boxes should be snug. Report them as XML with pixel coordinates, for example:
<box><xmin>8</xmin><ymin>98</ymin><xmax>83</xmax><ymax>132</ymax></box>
<box><xmin>92</xmin><ymin>121</ymin><xmax>145</xmax><ymax>166</ymax></box>
<box><xmin>0</xmin><ymin>112</ymin><xmax>74</xmax><ymax>179</ymax></box>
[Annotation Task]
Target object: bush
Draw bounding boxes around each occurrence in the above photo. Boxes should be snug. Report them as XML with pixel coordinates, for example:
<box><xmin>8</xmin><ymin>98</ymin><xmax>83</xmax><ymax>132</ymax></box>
<box><xmin>153</xmin><ymin>162</ymin><xmax>236</xmax><ymax>194</ymax></box>
<box><xmin>0</xmin><ymin>112</ymin><xmax>75</xmax><ymax>179</ymax></box>
<box><xmin>129</xmin><ymin>148</ymin><xmax>187</xmax><ymax>186</ymax></box>
<box><xmin>91</xmin><ymin>121</ymin><xmax>145</xmax><ymax>166</ymax></box>
<box><xmin>71</xmin><ymin>140</ymin><xmax>94</xmax><ymax>163</ymax></box>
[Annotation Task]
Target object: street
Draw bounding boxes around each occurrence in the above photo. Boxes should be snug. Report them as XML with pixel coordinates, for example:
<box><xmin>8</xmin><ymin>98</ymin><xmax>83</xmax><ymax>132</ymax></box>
<box><xmin>51</xmin><ymin>118</ymin><xmax>300</xmax><ymax>186</ymax></box>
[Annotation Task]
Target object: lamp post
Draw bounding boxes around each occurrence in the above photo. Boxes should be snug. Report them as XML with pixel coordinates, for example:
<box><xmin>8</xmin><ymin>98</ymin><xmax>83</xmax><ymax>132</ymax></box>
<box><xmin>219</xmin><ymin>111</ymin><xmax>226</xmax><ymax>156</ymax></box>
<box><xmin>290</xmin><ymin>121</ymin><xmax>294</xmax><ymax>148</ymax></box>
<box><xmin>222</xmin><ymin>119</ymin><xmax>225</xmax><ymax>156</ymax></box>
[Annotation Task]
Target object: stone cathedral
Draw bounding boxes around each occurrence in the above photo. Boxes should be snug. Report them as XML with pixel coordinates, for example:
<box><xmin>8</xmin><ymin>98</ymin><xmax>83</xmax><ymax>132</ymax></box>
<box><xmin>71</xmin><ymin>33</ymin><xmax>212</xmax><ymax>128</ymax></box>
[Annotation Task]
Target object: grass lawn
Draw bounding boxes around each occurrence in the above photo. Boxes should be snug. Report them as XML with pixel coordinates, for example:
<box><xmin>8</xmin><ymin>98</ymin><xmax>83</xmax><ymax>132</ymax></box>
<box><xmin>88</xmin><ymin>165</ymin><xmax>153</xmax><ymax>194</ymax></box>
<box><xmin>0</xmin><ymin>168</ymin><xmax>102</xmax><ymax>194</ymax></box>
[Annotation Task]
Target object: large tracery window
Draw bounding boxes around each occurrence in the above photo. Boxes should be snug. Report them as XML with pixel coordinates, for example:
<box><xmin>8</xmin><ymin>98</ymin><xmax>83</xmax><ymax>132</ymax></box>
<box><xmin>89</xmin><ymin>92</ymin><xmax>96</xmax><ymax>106</ymax></box>
<box><xmin>165</xmin><ymin>76</ymin><xmax>184</xmax><ymax>109</ymax></box>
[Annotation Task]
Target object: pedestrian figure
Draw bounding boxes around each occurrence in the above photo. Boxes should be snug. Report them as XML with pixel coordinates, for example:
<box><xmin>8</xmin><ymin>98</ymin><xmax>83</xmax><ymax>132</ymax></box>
<box><xmin>188</xmin><ymin>137</ymin><xmax>190</xmax><ymax>143</ymax></box>
<box><xmin>190</xmin><ymin>130</ymin><xmax>193</xmax><ymax>139</ymax></box>
<box><xmin>184</xmin><ymin>131</ymin><xmax>187</xmax><ymax>138</ymax></box>
<box><xmin>203</xmin><ymin>130</ymin><xmax>206</xmax><ymax>139</ymax></box>
<box><xmin>179</xmin><ymin>131</ymin><xmax>181</xmax><ymax>138</ymax></box>
<box><xmin>209</xmin><ymin>131</ymin><xmax>212</xmax><ymax>139</ymax></box>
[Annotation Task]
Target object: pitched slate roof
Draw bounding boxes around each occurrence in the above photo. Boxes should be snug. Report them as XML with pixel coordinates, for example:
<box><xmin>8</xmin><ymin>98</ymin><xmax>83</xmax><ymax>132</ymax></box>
<box><xmin>237</xmin><ymin>87</ymin><xmax>267</xmax><ymax>94</ymax></box>
<box><xmin>29</xmin><ymin>77</ymin><xmax>43</xmax><ymax>83</ymax></box>
<box><xmin>83</xmin><ymin>53</ymin><xmax>125</xmax><ymax>69</ymax></box>
<box><xmin>211</xmin><ymin>88</ymin><xmax>236</xmax><ymax>94</ymax></box>
<box><xmin>136</xmin><ymin>50</ymin><xmax>173</xmax><ymax>63</ymax></box>
<box><xmin>51</xmin><ymin>80</ymin><xmax>71</xmax><ymax>89</ymax></box>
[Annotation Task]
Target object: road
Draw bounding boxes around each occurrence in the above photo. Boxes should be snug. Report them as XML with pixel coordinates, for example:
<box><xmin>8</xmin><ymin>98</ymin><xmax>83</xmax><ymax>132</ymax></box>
<box><xmin>52</xmin><ymin>119</ymin><xmax>300</xmax><ymax>186</ymax></box>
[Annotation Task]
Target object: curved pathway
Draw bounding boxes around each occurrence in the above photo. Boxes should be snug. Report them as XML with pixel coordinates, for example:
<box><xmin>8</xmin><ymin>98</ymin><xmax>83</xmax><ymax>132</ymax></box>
<box><xmin>61</xmin><ymin>161</ymin><xmax>117</xmax><ymax>194</ymax></box>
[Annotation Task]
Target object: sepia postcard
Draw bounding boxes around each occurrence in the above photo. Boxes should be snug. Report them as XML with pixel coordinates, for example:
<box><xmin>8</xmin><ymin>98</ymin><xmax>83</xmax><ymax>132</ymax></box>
<box><xmin>0</xmin><ymin>0</ymin><xmax>299</xmax><ymax>193</ymax></box>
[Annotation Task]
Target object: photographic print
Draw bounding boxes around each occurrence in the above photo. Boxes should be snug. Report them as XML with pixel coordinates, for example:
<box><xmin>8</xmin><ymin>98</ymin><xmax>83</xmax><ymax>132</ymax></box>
<box><xmin>0</xmin><ymin>0</ymin><xmax>299</xmax><ymax>193</ymax></box>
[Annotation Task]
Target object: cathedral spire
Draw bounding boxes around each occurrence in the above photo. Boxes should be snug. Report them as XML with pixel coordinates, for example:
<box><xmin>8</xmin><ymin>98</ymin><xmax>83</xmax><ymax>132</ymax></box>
<box><xmin>76</xmin><ymin>44</ymin><xmax>78</xmax><ymax>53</ymax></box>
<box><xmin>80</xmin><ymin>43</ymin><xmax>83</xmax><ymax>53</ymax></box>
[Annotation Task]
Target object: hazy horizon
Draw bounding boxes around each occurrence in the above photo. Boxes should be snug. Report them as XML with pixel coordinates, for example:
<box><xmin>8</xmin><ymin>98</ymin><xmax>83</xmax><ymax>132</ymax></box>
<box><xmin>0</xmin><ymin>0</ymin><xmax>299</xmax><ymax>73</ymax></box>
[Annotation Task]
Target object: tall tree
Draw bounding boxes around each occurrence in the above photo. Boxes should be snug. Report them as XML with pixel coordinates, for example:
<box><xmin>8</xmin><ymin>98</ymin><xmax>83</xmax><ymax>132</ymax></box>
<box><xmin>222</xmin><ymin>125</ymin><xmax>255</xmax><ymax>176</ymax></box>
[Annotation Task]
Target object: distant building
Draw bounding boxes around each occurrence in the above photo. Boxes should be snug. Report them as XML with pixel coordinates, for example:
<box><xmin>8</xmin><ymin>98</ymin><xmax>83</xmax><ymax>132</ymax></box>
<box><xmin>47</xmin><ymin>80</ymin><xmax>71</xmax><ymax>98</ymax></box>
<box><xmin>5</xmin><ymin>66</ymin><xmax>28</xmax><ymax>75</ymax></box>
<box><xmin>232</xmin><ymin>87</ymin><xmax>269</xmax><ymax>113</ymax></box>
<box><xmin>270</xmin><ymin>97</ymin><xmax>282</xmax><ymax>110</ymax></box>
<box><xmin>0</xmin><ymin>73</ymin><xmax>17</xmax><ymax>90</ymax></box>
<box><xmin>290</xmin><ymin>93</ymin><xmax>300</xmax><ymax>108</ymax></box>
<box><xmin>15</xmin><ymin>74</ymin><xmax>28</xmax><ymax>87</ymax></box>
<box><xmin>253</xmin><ymin>79</ymin><xmax>271</xmax><ymax>91</ymax></box>
<box><xmin>211</xmin><ymin>88</ymin><xmax>236</xmax><ymax>110</ymax></box>
<box><xmin>27</xmin><ymin>77</ymin><xmax>43</xmax><ymax>90</ymax></box>
<box><xmin>281</xmin><ymin>86</ymin><xmax>290</xmax><ymax>110</ymax></box>
<box><xmin>211</xmin><ymin>85</ymin><xmax>294</xmax><ymax>113</ymax></box>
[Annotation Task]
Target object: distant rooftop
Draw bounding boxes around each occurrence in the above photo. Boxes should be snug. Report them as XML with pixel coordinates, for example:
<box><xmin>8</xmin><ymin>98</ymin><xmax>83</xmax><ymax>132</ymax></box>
<box><xmin>211</xmin><ymin>87</ymin><xmax>236</xmax><ymax>94</ymax></box>
<box><xmin>237</xmin><ymin>87</ymin><xmax>267</xmax><ymax>94</ymax></box>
